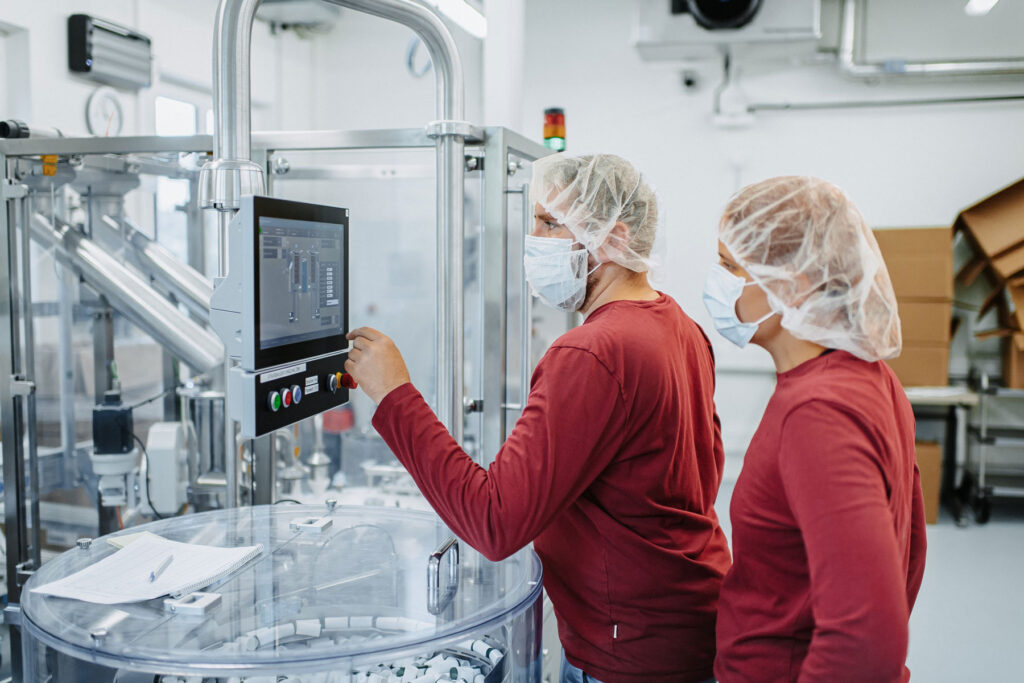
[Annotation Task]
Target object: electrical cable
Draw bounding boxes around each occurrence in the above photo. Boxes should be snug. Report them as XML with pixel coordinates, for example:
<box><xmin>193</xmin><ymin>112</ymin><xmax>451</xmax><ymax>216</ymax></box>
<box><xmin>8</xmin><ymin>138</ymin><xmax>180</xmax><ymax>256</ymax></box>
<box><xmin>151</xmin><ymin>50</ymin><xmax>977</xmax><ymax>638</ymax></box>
<box><xmin>127</xmin><ymin>373</ymin><xmax>211</xmax><ymax>410</ymax></box>
<box><xmin>127</xmin><ymin>385</ymin><xmax>179</xmax><ymax>410</ymax></box>
<box><xmin>133</xmin><ymin>436</ymin><xmax>164</xmax><ymax>520</ymax></box>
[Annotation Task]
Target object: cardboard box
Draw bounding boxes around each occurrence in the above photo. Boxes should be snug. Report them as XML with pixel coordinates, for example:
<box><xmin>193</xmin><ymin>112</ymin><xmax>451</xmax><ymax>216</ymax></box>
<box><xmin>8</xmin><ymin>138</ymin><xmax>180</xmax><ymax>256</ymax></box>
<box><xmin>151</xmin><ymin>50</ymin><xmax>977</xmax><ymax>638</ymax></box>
<box><xmin>874</xmin><ymin>228</ymin><xmax>954</xmax><ymax>387</ymax></box>
<box><xmin>915</xmin><ymin>441</ymin><xmax>942</xmax><ymax>525</ymax></box>
<box><xmin>873</xmin><ymin>227</ymin><xmax>954</xmax><ymax>300</ymax></box>
<box><xmin>897</xmin><ymin>300</ymin><xmax>953</xmax><ymax>345</ymax></box>
<box><xmin>954</xmin><ymin>178</ymin><xmax>1024</xmax><ymax>281</ymax></box>
<box><xmin>886</xmin><ymin>343</ymin><xmax>949</xmax><ymax>387</ymax></box>
<box><xmin>1004</xmin><ymin>334</ymin><xmax>1024</xmax><ymax>389</ymax></box>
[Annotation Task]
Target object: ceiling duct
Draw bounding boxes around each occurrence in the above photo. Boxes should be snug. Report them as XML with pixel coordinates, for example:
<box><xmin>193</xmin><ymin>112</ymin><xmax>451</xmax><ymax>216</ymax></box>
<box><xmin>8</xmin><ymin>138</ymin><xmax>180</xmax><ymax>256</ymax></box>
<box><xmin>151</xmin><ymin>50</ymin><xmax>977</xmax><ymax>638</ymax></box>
<box><xmin>838</xmin><ymin>0</ymin><xmax>1024</xmax><ymax>78</ymax></box>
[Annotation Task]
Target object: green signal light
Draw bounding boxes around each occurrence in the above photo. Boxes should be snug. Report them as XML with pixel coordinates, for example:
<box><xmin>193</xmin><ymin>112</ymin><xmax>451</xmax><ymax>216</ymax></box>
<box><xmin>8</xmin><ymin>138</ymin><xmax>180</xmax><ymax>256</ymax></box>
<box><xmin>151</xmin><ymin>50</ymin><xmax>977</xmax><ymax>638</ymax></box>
<box><xmin>544</xmin><ymin>137</ymin><xmax>566</xmax><ymax>152</ymax></box>
<box><xmin>272</xmin><ymin>394</ymin><xmax>281</xmax><ymax>411</ymax></box>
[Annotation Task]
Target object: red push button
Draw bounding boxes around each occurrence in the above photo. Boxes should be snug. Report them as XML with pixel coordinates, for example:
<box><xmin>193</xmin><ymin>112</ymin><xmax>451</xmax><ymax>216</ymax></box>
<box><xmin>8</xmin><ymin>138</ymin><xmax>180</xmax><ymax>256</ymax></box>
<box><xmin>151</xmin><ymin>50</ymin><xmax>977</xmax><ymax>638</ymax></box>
<box><xmin>281</xmin><ymin>388</ymin><xmax>292</xmax><ymax>408</ymax></box>
<box><xmin>341</xmin><ymin>373</ymin><xmax>358</xmax><ymax>390</ymax></box>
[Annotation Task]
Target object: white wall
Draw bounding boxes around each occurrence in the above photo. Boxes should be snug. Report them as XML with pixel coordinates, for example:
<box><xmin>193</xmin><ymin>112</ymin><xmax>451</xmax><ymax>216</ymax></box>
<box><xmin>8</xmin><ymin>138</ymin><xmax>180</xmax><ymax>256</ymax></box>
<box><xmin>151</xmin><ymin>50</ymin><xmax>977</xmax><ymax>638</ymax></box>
<box><xmin>301</xmin><ymin>10</ymin><xmax>483</xmax><ymax>131</ymax></box>
<box><xmin>518</xmin><ymin>0</ymin><xmax>1024</xmax><ymax>455</ymax></box>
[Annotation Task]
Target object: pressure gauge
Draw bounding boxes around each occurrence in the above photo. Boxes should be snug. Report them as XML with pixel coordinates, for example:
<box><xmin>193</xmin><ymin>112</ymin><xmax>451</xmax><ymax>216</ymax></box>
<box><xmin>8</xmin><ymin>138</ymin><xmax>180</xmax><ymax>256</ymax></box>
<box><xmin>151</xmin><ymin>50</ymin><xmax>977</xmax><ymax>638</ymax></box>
<box><xmin>85</xmin><ymin>86</ymin><xmax>124</xmax><ymax>136</ymax></box>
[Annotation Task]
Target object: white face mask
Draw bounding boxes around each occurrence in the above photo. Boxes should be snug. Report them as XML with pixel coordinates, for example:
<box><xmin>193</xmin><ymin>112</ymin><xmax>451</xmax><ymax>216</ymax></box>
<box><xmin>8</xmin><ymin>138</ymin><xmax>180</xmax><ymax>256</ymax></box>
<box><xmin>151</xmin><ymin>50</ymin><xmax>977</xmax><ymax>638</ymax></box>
<box><xmin>523</xmin><ymin>235</ymin><xmax>597</xmax><ymax>312</ymax></box>
<box><xmin>702</xmin><ymin>263</ymin><xmax>775</xmax><ymax>348</ymax></box>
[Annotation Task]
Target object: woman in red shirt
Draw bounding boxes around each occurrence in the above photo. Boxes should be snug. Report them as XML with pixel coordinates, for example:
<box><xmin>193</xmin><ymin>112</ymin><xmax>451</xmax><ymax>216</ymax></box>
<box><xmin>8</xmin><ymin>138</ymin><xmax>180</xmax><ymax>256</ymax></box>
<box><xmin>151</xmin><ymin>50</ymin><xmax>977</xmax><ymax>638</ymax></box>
<box><xmin>703</xmin><ymin>176</ymin><xmax>928</xmax><ymax>682</ymax></box>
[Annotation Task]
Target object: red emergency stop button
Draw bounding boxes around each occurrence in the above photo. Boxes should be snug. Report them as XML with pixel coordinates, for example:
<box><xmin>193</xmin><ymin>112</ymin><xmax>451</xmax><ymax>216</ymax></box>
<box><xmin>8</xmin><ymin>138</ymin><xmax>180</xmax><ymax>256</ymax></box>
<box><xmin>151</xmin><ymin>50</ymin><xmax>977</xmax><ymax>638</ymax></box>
<box><xmin>342</xmin><ymin>373</ymin><xmax>358</xmax><ymax>390</ymax></box>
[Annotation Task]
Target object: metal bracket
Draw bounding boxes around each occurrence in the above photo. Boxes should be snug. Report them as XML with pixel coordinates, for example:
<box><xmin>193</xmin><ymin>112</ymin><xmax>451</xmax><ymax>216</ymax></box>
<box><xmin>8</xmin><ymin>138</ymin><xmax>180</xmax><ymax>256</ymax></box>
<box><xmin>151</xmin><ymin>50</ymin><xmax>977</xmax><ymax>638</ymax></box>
<box><xmin>2</xmin><ymin>180</ymin><xmax>28</xmax><ymax>200</ymax></box>
<box><xmin>464</xmin><ymin>397</ymin><xmax>484</xmax><ymax>414</ymax></box>
<box><xmin>11</xmin><ymin>375</ymin><xmax>36</xmax><ymax>396</ymax></box>
<box><xmin>289</xmin><ymin>516</ymin><xmax>333</xmax><ymax>534</ymax></box>
<box><xmin>425</xmin><ymin>120</ymin><xmax>484</xmax><ymax>144</ymax></box>
<box><xmin>164</xmin><ymin>591</ymin><xmax>222</xmax><ymax>616</ymax></box>
<box><xmin>465</xmin><ymin>154</ymin><xmax>484</xmax><ymax>172</ymax></box>
<box><xmin>16</xmin><ymin>560</ymin><xmax>36</xmax><ymax>586</ymax></box>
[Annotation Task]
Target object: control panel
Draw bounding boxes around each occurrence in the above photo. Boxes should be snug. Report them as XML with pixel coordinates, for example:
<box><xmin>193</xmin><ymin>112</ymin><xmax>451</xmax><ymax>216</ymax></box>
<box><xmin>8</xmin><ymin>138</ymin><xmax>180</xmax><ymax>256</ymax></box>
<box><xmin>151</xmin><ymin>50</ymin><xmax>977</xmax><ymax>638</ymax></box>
<box><xmin>228</xmin><ymin>351</ymin><xmax>355</xmax><ymax>438</ymax></box>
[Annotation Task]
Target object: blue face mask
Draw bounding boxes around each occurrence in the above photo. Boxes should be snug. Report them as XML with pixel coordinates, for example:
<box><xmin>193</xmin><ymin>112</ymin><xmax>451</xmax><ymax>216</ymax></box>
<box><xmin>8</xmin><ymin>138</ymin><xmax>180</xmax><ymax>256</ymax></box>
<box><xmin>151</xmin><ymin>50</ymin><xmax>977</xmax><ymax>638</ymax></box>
<box><xmin>702</xmin><ymin>264</ymin><xmax>775</xmax><ymax>348</ymax></box>
<box><xmin>523</xmin><ymin>235</ymin><xmax>596</xmax><ymax>312</ymax></box>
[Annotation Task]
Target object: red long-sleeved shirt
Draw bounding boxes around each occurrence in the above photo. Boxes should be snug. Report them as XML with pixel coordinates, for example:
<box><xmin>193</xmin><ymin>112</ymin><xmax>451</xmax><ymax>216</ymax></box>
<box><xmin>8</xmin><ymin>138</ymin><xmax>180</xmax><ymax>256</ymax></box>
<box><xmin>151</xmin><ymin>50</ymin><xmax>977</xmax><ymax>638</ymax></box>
<box><xmin>715</xmin><ymin>351</ymin><xmax>927</xmax><ymax>683</ymax></box>
<box><xmin>373</xmin><ymin>293</ymin><xmax>731</xmax><ymax>683</ymax></box>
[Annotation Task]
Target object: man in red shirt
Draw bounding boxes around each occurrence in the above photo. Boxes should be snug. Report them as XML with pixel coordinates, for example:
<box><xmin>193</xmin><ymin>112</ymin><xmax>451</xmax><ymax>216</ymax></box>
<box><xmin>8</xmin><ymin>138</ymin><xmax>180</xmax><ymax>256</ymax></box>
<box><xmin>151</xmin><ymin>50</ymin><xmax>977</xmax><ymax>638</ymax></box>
<box><xmin>345</xmin><ymin>154</ymin><xmax>730</xmax><ymax>683</ymax></box>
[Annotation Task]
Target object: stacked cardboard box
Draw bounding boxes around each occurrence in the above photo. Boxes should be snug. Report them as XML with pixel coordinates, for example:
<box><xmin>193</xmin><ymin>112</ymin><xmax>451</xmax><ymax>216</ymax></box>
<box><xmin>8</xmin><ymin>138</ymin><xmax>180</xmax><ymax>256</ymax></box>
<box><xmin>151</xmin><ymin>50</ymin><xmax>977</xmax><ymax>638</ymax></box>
<box><xmin>915</xmin><ymin>441</ymin><xmax>942</xmax><ymax>525</ymax></box>
<box><xmin>955</xmin><ymin>178</ymin><xmax>1024</xmax><ymax>388</ymax></box>
<box><xmin>874</xmin><ymin>228</ymin><xmax>954</xmax><ymax>387</ymax></box>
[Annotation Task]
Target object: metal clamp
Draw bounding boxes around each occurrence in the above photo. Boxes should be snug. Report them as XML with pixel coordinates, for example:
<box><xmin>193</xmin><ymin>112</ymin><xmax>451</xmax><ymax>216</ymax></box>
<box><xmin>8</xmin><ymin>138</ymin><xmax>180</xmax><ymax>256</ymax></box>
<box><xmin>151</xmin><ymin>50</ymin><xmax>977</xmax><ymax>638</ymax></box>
<box><xmin>4</xmin><ymin>604</ymin><xmax>22</xmax><ymax>626</ymax></box>
<box><xmin>2</xmin><ymin>180</ymin><xmax>28</xmax><ymax>200</ymax></box>
<box><xmin>164</xmin><ymin>591</ymin><xmax>222</xmax><ymax>616</ymax></box>
<box><xmin>427</xmin><ymin>536</ymin><xmax>460</xmax><ymax>615</ymax></box>
<box><xmin>425</xmin><ymin>120</ymin><xmax>484</xmax><ymax>143</ymax></box>
<box><xmin>10</xmin><ymin>375</ymin><xmax>35</xmax><ymax>396</ymax></box>
<box><xmin>76</xmin><ymin>537</ymin><xmax>93</xmax><ymax>550</ymax></box>
<box><xmin>16</xmin><ymin>561</ymin><xmax>36</xmax><ymax>586</ymax></box>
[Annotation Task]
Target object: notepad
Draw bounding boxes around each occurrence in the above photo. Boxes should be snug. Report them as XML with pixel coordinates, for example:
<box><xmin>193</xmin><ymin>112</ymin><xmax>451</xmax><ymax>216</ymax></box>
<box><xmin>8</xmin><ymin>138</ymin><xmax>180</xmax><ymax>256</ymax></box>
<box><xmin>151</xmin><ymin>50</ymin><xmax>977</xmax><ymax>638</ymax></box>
<box><xmin>32</xmin><ymin>533</ymin><xmax>263</xmax><ymax>605</ymax></box>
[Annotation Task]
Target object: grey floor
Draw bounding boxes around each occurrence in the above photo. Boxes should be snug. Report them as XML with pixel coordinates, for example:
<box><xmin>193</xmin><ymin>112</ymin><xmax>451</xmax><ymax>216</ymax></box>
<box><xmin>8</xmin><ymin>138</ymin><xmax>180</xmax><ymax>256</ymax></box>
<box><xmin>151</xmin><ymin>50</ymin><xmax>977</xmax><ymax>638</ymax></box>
<box><xmin>715</xmin><ymin>456</ymin><xmax>1024</xmax><ymax>682</ymax></box>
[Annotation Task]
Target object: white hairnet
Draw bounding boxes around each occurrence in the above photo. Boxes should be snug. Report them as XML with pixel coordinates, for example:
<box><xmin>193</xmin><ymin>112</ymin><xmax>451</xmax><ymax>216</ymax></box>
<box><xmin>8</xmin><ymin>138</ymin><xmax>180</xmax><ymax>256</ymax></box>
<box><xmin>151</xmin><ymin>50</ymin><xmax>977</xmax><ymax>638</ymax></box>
<box><xmin>531</xmin><ymin>153</ymin><xmax>658</xmax><ymax>273</ymax></box>
<box><xmin>719</xmin><ymin>176</ymin><xmax>901</xmax><ymax>362</ymax></box>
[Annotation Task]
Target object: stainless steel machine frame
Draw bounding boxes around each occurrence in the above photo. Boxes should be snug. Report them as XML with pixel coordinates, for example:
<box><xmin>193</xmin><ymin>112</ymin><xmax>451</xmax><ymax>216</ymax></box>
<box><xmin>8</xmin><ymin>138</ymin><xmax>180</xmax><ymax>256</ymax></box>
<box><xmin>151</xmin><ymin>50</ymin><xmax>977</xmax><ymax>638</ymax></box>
<box><xmin>0</xmin><ymin>124</ymin><xmax>552</xmax><ymax>681</ymax></box>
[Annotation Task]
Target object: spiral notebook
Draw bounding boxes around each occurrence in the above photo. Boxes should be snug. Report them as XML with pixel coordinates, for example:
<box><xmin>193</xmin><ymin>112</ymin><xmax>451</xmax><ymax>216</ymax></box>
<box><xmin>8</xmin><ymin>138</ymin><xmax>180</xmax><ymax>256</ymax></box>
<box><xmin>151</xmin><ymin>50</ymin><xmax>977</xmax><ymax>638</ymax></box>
<box><xmin>32</xmin><ymin>533</ymin><xmax>263</xmax><ymax>605</ymax></box>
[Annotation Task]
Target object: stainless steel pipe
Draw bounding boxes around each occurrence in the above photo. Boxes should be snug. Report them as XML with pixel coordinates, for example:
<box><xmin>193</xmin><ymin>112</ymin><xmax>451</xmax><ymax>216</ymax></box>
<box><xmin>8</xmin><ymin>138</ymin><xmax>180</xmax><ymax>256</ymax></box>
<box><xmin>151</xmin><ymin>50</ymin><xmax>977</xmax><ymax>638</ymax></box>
<box><xmin>326</xmin><ymin>0</ymin><xmax>467</xmax><ymax>444</ymax></box>
<box><xmin>204</xmin><ymin>0</ymin><xmax>468</xmax><ymax>443</ymax></box>
<box><xmin>112</xmin><ymin>216</ymin><xmax>215</xmax><ymax>321</ymax></box>
<box><xmin>30</xmin><ymin>212</ymin><xmax>225</xmax><ymax>373</ymax></box>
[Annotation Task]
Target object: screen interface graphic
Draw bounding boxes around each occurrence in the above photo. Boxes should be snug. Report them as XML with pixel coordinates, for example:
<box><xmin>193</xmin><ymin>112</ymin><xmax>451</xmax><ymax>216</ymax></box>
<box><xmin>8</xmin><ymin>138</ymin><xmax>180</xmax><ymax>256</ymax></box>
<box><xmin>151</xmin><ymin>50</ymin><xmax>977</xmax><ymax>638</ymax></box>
<box><xmin>258</xmin><ymin>216</ymin><xmax>344</xmax><ymax>351</ymax></box>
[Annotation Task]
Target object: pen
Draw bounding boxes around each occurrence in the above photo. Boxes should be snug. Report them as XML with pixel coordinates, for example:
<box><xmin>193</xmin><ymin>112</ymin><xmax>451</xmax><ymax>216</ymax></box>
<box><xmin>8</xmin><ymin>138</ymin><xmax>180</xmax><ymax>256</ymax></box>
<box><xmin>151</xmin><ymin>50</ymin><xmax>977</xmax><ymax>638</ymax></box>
<box><xmin>148</xmin><ymin>554</ymin><xmax>173</xmax><ymax>583</ymax></box>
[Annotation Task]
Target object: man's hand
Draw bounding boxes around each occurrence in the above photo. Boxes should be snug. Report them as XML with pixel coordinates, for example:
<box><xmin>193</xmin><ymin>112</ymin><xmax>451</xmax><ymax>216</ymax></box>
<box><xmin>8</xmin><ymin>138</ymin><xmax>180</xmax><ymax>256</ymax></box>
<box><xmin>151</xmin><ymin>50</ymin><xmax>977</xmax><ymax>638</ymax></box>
<box><xmin>344</xmin><ymin>327</ymin><xmax>412</xmax><ymax>404</ymax></box>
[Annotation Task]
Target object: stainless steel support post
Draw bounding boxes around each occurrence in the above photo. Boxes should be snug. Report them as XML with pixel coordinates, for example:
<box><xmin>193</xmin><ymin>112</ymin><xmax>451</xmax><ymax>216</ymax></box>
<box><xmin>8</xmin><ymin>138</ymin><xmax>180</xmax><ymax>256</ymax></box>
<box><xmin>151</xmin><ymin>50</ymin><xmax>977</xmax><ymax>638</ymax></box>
<box><xmin>2</xmin><ymin>175</ymin><xmax>30</xmax><ymax>683</ymax></box>
<box><xmin>92</xmin><ymin>304</ymin><xmax>120</xmax><ymax>535</ymax></box>
<box><xmin>187</xmin><ymin>177</ymin><xmax>206</xmax><ymax>274</ymax></box>
<box><xmin>92</xmin><ymin>307</ymin><xmax>114</xmax><ymax>403</ymax></box>
<box><xmin>224</xmin><ymin>363</ymin><xmax>237</xmax><ymax>508</ymax></box>
<box><xmin>58</xmin><ymin>262</ymin><xmax>76</xmax><ymax>462</ymax></box>
<box><xmin>251</xmin><ymin>435</ymin><xmax>274</xmax><ymax>505</ymax></box>
<box><xmin>19</xmin><ymin>194</ymin><xmax>41</xmax><ymax>569</ymax></box>
<box><xmin>162</xmin><ymin>349</ymin><xmax>179</xmax><ymax>421</ymax></box>
<box><xmin>434</xmin><ymin>132</ymin><xmax>466</xmax><ymax>444</ymax></box>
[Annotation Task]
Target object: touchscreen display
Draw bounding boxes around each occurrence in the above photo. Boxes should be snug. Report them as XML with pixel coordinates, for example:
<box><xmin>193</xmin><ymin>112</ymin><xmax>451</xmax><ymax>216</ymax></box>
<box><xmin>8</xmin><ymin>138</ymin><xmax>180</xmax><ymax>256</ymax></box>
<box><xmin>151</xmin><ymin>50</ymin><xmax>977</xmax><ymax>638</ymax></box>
<box><xmin>258</xmin><ymin>216</ymin><xmax>344</xmax><ymax>351</ymax></box>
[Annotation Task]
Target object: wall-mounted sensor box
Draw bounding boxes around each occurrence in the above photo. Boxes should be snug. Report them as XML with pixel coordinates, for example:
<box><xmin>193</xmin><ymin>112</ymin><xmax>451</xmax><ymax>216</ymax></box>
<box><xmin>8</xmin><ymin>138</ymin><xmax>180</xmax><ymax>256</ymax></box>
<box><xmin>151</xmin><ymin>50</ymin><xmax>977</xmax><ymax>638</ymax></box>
<box><xmin>68</xmin><ymin>14</ymin><xmax>152</xmax><ymax>90</ymax></box>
